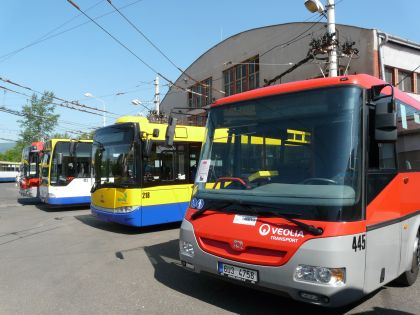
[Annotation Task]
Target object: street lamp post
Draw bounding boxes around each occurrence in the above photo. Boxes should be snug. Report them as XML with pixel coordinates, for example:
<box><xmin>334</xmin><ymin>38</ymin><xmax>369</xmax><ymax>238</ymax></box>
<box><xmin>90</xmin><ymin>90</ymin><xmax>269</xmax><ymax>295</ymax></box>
<box><xmin>84</xmin><ymin>92</ymin><xmax>106</xmax><ymax>126</ymax></box>
<box><xmin>304</xmin><ymin>0</ymin><xmax>337</xmax><ymax>77</ymax></box>
<box><xmin>131</xmin><ymin>99</ymin><xmax>154</xmax><ymax>116</ymax></box>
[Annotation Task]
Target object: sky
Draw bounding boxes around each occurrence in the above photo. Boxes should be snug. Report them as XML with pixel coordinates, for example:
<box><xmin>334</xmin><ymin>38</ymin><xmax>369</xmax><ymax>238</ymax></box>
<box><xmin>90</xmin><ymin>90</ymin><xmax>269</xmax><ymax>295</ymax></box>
<box><xmin>0</xmin><ymin>0</ymin><xmax>419</xmax><ymax>143</ymax></box>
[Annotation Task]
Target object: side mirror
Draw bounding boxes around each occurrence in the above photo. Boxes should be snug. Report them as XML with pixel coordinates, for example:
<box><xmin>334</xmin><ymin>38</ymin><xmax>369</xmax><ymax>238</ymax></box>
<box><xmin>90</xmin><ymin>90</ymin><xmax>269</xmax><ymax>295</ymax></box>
<box><xmin>375</xmin><ymin>100</ymin><xmax>397</xmax><ymax>142</ymax></box>
<box><xmin>57</xmin><ymin>153</ymin><xmax>63</xmax><ymax>165</ymax></box>
<box><xmin>152</xmin><ymin>128</ymin><xmax>160</xmax><ymax>138</ymax></box>
<box><xmin>165</xmin><ymin>116</ymin><xmax>177</xmax><ymax>146</ymax></box>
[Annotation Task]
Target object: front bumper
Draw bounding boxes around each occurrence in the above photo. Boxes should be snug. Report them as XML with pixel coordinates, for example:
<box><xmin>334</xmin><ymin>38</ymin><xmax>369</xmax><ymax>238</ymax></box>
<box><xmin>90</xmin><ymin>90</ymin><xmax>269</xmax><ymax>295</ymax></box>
<box><xmin>179</xmin><ymin>219</ymin><xmax>365</xmax><ymax>308</ymax></box>
<box><xmin>91</xmin><ymin>204</ymin><xmax>142</xmax><ymax>227</ymax></box>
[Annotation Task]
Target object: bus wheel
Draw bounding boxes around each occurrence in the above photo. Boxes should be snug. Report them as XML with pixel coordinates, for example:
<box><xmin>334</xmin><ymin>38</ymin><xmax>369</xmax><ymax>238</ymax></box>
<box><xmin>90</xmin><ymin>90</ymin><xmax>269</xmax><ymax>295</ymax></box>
<box><xmin>397</xmin><ymin>229</ymin><xmax>419</xmax><ymax>286</ymax></box>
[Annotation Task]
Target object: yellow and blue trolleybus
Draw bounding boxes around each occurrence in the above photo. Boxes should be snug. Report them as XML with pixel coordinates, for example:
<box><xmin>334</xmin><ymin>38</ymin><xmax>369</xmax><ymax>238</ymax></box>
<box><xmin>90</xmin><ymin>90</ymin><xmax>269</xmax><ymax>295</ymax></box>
<box><xmin>90</xmin><ymin>116</ymin><xmax>204</xmax><ymax>227</ymax></box>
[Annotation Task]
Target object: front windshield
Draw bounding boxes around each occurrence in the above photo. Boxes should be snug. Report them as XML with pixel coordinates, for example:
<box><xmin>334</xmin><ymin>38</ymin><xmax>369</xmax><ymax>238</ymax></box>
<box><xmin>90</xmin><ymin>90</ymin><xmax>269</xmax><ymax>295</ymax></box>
<box><xmin>50</xmin><ymin>142</ymin><xmax>92</xmax><ymax>186</ymax></box>
<box><xmin>196</xmin><ymin>86</ymin><xmax>363</xmax><ymax>221</ymax></box>
<box><xmin>21</xmin><ymin>149</ymin><xmax>39</xmax><ymax>178</ymax></box>
<box><xmin>93</xmin><ymin>123</ymin><xmax>137</xmax><ymax>187</ymax></box>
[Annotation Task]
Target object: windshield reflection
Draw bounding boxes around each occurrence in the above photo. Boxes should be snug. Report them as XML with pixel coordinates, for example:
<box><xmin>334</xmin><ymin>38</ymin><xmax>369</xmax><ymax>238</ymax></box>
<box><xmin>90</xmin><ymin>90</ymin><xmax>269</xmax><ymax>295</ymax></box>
<box><xmin>93</xmin><ymin>124</ymin><xmax>137</xmax><ymax>187</ymax></box>
<box><xmin>196</xmin><ymin>86</ymin><xmax>363</xmax><ymax>221</ymax></box>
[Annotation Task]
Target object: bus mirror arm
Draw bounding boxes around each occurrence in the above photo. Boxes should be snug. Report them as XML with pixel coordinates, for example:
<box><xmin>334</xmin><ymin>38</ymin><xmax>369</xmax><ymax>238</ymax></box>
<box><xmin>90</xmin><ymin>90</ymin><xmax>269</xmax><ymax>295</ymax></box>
<box><xmin>369</xmin><ymin>83</ymin><xmax>394</xmax><ymax>102</ymax></box>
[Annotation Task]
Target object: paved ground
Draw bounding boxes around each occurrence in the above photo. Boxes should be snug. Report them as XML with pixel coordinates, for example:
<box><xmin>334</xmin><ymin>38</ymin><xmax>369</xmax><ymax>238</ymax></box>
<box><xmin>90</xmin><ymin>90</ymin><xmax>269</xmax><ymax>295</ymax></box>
<box><xmin>0</xmin><ymin>182</ymin><xmax>418</xmax><ymax>315</ymax></box>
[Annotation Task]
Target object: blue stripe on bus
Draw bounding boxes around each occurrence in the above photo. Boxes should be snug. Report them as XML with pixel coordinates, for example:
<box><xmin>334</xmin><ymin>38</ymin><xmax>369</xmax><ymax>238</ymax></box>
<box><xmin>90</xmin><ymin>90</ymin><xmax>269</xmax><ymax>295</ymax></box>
<box><xmin>91</xmin><ymin>202</ymin><xmax>189</xmax><ymax>227</ymax></box>
<box><xmin>47</xmin><ymin>196</ymin><xmax>91</xmax><ymax>205</ymax></box>
<box><xmin>0</xmin><ymin>177</ymin><xmax>16</xmax><ymax>182</ymax></box>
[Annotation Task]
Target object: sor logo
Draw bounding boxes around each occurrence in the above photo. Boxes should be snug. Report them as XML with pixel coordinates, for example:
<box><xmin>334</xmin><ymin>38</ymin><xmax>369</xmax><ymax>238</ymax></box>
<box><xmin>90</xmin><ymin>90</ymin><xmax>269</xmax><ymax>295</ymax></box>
<box><xmin>232</xmin><ymin>240</ymin><xmax>244</xmax><ymax>251</ymax></box>
<box><xmin>259</xmin><ymin>224</ymin><xmax>271</xmax><ymax>236</ymax></box>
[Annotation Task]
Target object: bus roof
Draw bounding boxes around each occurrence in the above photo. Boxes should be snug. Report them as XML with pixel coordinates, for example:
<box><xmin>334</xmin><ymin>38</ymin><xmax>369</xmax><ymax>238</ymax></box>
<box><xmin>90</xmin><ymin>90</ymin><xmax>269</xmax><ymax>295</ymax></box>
<box><xmin>115</xmin><ymin>116</ymin><xmax>205</xmax><ymax>143</ymax></box>
<box><xmin>43</xmin><ymin>139</ymin><xmax>93</xmax><ymax>150</ymax></box>
<box><xmin>212</xmin><ymin>74</ymin><xmax>420</xmax><ymax>110</ymax></box>
<box><xmin>0</xmin><ymin>161</ymin><xmax>20</xmax><ymax>165</ymax></box>
<box><xmin>30</xmin><ymin>141</ymin><xmax>44</xmax><ymax>152</ymax></box>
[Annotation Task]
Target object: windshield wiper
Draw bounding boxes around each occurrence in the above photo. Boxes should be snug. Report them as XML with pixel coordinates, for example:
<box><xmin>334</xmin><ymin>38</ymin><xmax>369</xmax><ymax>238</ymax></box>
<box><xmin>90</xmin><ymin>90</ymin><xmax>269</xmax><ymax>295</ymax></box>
<box><xmin>90</xmin><ymin>180</ymin><xmax>101</xmax><ymax>193</ymax></box>
<box><xmin>190</xmin><ymin>200</ymin><xmax>234</xmax><ymax>220</ymax></box>
<box><xmin>190</xmin><ymin>199</ymin><xmax>323</xmax><ymax>236</ymax></box>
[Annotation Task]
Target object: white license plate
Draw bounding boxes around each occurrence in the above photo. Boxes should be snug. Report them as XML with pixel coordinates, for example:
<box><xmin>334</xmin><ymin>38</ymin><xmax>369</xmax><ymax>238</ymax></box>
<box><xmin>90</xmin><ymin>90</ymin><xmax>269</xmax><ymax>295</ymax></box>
<box><xmin>217</xmin><ymin>262</ymin><xmax>258</xmax><ymax>283</ymax></box>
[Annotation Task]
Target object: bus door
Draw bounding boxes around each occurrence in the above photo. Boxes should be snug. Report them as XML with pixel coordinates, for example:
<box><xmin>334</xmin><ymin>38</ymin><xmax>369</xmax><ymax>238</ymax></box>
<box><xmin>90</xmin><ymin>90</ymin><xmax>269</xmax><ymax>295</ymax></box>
<box><xmin>395</xmin><ymin>101</ymin><xmax>420</xmax><ymax>277</ymax></box>
<box><xmin>39</xmin><ymin>151</ymin><xmax>51</xmax><ymax>202</ymax></box>
<box><xmin>188</xmin><ymin>144</ymin><xmax>201</xmax><ymax>181</ymax></box>
<box><xmin>141</xmin><ymin>143</ymin><xmax>193</xmax><ymax>225</ymax></box>
<box><xmin>365</xmin><ymin>97</ymin><xmax>401</xmax><ymax>292</ymax></box>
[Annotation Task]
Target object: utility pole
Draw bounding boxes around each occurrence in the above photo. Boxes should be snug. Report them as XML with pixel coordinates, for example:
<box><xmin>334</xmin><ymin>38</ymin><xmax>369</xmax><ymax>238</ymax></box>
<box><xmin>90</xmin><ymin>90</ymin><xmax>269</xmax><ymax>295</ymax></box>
<box><xmin>154</xmin><ymin>76</ymin><xmax>160</xmax><ymax>115</ymax></box>
<box><xmin>326</xmin><ymin>0</ymin><xmax>338</xmax><ymax>77</ymax></box>
<box><xmin>304</xmin><ymin>0</ymin><xmax>338</xmax><ymax>77</ymax></box>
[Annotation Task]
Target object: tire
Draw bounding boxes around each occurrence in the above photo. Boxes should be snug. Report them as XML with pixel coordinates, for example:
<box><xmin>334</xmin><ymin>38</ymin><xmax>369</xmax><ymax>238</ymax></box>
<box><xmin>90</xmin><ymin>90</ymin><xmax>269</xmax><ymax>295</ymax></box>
<box><xmin>396</xmin><ymin>229</ymin><xmax>419</xmax><ymax>286</ymax></box>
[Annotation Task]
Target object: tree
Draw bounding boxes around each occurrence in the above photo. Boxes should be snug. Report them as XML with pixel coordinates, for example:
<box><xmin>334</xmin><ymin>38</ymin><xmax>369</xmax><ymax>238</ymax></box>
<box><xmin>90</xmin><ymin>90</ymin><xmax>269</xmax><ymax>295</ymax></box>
<box><xmin>0</xmin><ymin>141</ymin><xmax>24</xmax><ymax>162</ymax></box>
<box><xmin>51</xmin><ymin>130</ymin><xmax>94</xmax><ymax>140</ymax></box>
<box><xmin>18</xmin><ymin>92</ymin><xmax>59</xmax><ymax>143</ymax></box>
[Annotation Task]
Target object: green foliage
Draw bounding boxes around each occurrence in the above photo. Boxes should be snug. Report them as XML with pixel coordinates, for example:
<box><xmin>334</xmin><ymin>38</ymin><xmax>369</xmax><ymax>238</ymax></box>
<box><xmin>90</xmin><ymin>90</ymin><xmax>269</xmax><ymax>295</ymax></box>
<box><xmin>0</xmin><ymin>91</ymin><xmax>59</xmax><ymax>162</ymax></box>
<box><xmin>0</xmin><ymin>141</ymin><xmax>25</xmax><ymax>162</ymax></box>
<box><xmin>18</xmin><ymin>91</ymin><xmax>59</xmax><ymax>143</ymax></box>
<box><xmin>51</xmin><ymin>130</ymin><xmax>94</xmax><ymax>140</ymax></box>
<box><xmin>77</xmin><ymin>130</ymin><xmax>95</xmax><ymax>140</ymax></box>
<box><xmin>51</xmin><ymin>132</ymin><xmax>70</xmax><ymax>139</ymax></box>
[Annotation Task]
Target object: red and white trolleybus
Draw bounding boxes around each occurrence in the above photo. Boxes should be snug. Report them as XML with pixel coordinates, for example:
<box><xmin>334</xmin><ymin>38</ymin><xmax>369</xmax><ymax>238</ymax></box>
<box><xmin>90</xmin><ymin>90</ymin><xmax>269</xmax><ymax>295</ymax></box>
<box><xmin>19</xmin><ymin>141</ymin><xmax>44</xmax><ymax>198</ymax></box>
<box><xmin>179</xmin><ymin>74</ymin><xmax>420</xmax><ymax>307</ymax></box>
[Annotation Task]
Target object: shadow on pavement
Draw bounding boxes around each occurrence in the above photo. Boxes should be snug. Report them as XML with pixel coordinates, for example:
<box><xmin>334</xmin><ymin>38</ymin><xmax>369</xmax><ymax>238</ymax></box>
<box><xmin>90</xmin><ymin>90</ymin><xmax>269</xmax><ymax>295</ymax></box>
<box><xmin>74</xmin><ymin>213</ymin><xmax>181</xmax><ymax>235</ymax></box>
<box><xmin>350</xmin><ymin>307</ymin><xmax>416</xmax><ymax>315</ymax></box>
<box><xmin>35</xmin><ymin>204</ymin><xmax>90</xmax><ymax>212</ymax></box>
<box><xmin>142</xmin><ymin>239</ymin><xmax>358</xmax><ymax>315</ymax></box>
<box><xmin>17</xmin><ymin>197</ymin><xmax>41</xmax><ymax>206</ymax></box>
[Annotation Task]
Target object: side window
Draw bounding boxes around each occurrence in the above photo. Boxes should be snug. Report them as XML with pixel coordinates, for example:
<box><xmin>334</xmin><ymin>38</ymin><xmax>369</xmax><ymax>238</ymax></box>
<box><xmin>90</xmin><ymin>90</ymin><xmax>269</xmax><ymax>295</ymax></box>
<box><xmin>160</xmin><ymin>151</ymin><xmax>174</xmax><ymax>181</ymax></box>
<box><xmin>174</xmin><ymin>144</ymin><xmax>187</xmax><ymax>181</ymax></box>
<box><xmin>188</xmin><ymin>145</ymin><xmax>200</xmax><ymax>183</ymax></box>
<box><xmin>75</xmin><ymin>143</ymin><xmax>91</xmax><ymax>178</ymax></box>
<box><xmin>397</xmin><ymin>102</ymin><xmax>420</xmax><ymax>171</ymax></box>
<box><xmin>143</xmin><ymin>144</ymin><xmax>179</xmax><ymax>184</ymax></box>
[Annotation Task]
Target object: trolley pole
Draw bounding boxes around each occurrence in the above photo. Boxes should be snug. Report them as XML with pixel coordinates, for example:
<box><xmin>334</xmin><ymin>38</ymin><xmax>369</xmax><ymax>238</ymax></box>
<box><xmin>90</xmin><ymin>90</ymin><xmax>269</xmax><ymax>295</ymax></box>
<box><xmin>326</xmin><ymin>0</ymin><xmax>338</xmax><ymax>77</ymax></box>
<box><xmin>154</xmin><ymin>76</ymin><xmax>160</xmax><ymax>115</ymax></box>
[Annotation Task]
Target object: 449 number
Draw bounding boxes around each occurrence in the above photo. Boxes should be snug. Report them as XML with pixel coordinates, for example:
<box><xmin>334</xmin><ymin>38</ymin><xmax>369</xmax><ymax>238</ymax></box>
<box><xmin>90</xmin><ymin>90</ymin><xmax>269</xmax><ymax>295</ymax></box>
<box><xmin>352</xmin><ymin>234</ymin><xmax>366</xmax><ymax>252</ymax></box>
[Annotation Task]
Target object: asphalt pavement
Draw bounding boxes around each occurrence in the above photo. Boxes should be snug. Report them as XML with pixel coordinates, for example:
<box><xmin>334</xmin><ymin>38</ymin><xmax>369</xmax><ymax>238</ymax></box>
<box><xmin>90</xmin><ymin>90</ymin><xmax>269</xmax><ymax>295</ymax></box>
<box><xmin>0</xmin><ymin>182</ymin><xmax>418</xmax><ymax>315</ymax></box>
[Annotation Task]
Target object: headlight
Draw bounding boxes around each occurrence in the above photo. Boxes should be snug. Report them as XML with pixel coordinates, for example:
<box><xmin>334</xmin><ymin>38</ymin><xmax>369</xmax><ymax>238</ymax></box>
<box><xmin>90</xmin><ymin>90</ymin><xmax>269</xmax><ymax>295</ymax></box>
<box><xmin>114</xmin><ymin>206</ymin><xmax>137</xmax><ymax>213</ymax></box>
<box><xmin>294</xmin><ymin>265</ymin><xmax>345</xmax><ymax>286</ymax></box>
<box><xmin>179</xmin><ymin>240</ymin><xmax>195</xmax><ymax>258</ymax></box>
<box><xmin>48</xmin><ymin>193</ymin><xmax>56</xmax><ymax>198</ymax></box>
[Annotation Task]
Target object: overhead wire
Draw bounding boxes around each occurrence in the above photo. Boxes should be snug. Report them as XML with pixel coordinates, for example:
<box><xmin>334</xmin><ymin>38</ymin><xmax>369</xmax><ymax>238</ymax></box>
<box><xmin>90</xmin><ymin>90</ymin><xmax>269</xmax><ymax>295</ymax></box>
<box><xmin>105</xmin><ymin>0</ymin><xmax>225</xmax><ymax>96</ymax></box>
<box><xmin>0</xmin><ymin>0</ymin><xmax>145</xmax><ymax>63</ymax></box>
<box><xmin>0</xmin><ymin>104</ymin><xmax>97</xmax><ymax>132</ymax></box>
<box><xmin>0</xmin><ymin>76</ymin><xmax>118</xmax><ymax>116</ymax></box>
<box><xmin>67</xmin><ymin>0</ymin><xmax>210</xmax><ymax>98</ymax></box>
<box><xmin>0</xmin><ymin>0</ymin><xmax>105</xmax><ymax>63</ymax></box>
<box><xmin>395</xmin><ymin>64</ymin><xmax>420</xmax><ymax>88</ymax></box>
<box><xmin>0</xmin><ymin>84</ymin><xmax>108</xmax><ymax>117</ymax></box>
<box><xmin>0</xmin><ymin>137</ymin><xmax>17</xmax><ymax>142</ymax></box>
<box><xmin>260</xmin><ymin>14</ymin><xmax>325</xmax><ymax>58</ymax></box>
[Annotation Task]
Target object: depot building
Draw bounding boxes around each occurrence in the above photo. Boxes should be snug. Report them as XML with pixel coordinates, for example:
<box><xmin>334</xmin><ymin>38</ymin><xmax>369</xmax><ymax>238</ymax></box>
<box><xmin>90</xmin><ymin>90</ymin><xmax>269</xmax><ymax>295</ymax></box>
<box><xmin>159</xmin><ymin>22</ymin><xmax>420</xmax><ymax>122</ymax></box>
